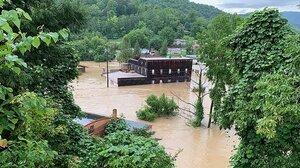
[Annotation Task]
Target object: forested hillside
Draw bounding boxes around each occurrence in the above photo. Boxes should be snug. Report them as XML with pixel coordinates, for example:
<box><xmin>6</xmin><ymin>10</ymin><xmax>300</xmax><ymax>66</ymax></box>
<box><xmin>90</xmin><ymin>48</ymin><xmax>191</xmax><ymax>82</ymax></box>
<box><xmin>81</xmin><ymin>0</ymin><xmax>222</xmax><ymax>38</ymax></box>
<box><xmin>73</xmin><ymin>0</ymin><xmax>222</xmax><ymax>61</ymax></box>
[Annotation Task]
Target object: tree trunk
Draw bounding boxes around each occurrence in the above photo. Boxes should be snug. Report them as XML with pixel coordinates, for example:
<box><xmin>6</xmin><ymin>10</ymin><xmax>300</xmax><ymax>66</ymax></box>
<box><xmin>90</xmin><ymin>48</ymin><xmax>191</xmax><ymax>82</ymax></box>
<box><xmin>208</xmin><ymin>100</ymin><xmax>214</xmax><ymax>128</ymax></box>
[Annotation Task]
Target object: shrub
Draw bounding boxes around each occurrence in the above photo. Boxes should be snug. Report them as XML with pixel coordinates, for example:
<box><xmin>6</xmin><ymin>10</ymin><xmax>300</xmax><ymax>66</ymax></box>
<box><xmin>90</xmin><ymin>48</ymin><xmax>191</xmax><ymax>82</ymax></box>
<box><xmin>132</xmin><ymin>127</ymin><xmax>155</xmax><ymax>138</ymax></box>
<box><xmin>104</xmin><ymin>117</ymin><xmax>128</xmax><ymax>135</ymax></box>
<box><xmin>136</xmin><ymin>94</ymin><xmax>178</xmax><ymax>121</ymax></box>
<box><xmin>136</xmin><ymin>107</ymin><xmax>157</xmax><ymax>121</ymax></box>
<box><xmin>98</xmin><ymin>131</ymin><xmax>176</xmax><ymax>168</ymax></box>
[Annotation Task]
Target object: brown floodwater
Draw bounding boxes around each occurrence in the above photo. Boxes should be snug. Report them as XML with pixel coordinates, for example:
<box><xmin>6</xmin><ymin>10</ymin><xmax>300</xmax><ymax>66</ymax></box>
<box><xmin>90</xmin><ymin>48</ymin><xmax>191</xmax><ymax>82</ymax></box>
<box><xmin>71</xmin><ymin>61</ymin><xmax>238</xmax><ymax>168</ymax></box>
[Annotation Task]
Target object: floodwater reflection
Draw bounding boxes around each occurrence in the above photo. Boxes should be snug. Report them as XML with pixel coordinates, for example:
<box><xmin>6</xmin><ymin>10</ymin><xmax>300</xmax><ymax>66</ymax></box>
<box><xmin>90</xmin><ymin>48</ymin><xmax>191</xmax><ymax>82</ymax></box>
<box><xmin>71</xmin><ymin>61</ymin><xmax>238</xmax><ymax>168</ymax></box>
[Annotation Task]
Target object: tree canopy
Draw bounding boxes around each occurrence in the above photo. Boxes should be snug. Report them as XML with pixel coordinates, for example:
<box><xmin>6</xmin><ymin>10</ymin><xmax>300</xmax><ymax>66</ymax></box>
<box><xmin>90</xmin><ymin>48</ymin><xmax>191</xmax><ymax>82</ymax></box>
<box><xmin>81</xmin><ymin>0</ymin><xmax>221</xmax><ymax>39</ymax></box>
<box><xmin>216</xmin><ymin>8</ymin><xmax>300</xmax><ymax>168</ymax></box>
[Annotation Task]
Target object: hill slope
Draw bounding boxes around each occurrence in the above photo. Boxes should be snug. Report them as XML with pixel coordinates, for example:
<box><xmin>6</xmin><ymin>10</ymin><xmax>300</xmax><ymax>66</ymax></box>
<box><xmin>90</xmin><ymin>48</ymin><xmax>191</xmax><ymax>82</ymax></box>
<box><xmin>139</xmin><ymin>0</ymin><xmax>222</xmax><ymax>19</ymax></box>
<box><xmin>82</xmin><ymin>0</ymin><xmax>223</xmax><ymax>38</ymax></box>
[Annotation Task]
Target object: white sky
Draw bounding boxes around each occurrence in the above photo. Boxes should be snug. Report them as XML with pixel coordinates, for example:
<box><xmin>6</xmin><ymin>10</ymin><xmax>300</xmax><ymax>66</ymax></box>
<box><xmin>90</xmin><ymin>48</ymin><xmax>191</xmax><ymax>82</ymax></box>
<box><xmin>191</xmin><ymin>0</ymin><xmax>300</xmax><ymax>14</ymax></box>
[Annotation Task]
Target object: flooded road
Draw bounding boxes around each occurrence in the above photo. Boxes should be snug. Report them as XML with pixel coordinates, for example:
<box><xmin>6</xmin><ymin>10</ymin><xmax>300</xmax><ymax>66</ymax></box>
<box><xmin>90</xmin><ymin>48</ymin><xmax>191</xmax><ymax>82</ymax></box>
<box><xmin>71</xmin><ymin>61</ymin><xmax>238</xmax><ymax>168</ymax></box>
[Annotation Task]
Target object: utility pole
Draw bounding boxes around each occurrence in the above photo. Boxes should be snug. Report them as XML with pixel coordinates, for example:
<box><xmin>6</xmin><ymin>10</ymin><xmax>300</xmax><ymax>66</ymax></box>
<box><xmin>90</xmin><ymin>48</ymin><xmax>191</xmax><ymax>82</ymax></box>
<box><xmin>106</xmin><ymin>46</ymin><xmax>109</xmax><ymax>88</ymax></box>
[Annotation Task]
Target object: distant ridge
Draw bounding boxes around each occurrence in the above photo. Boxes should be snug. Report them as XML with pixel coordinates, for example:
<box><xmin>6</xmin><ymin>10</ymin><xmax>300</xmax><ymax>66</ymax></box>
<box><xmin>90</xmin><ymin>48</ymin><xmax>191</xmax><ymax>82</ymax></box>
<box><xmin>241</xmin><ymin>11</ymin><xmax>300</xmax><ymax>30</ymax></box>
<box><xmin>281</xmin><ymin>12</ymin><xmax>300</xmax><ymax>30</ymax></box>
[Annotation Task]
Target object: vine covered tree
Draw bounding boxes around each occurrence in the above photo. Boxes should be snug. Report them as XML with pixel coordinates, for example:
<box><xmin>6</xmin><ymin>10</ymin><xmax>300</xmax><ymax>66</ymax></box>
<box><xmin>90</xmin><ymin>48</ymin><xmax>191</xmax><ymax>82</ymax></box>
<box><xmin>217</xmin><ymin>8</ymin><xmax>300</xmax><ymax>168</ymax></box>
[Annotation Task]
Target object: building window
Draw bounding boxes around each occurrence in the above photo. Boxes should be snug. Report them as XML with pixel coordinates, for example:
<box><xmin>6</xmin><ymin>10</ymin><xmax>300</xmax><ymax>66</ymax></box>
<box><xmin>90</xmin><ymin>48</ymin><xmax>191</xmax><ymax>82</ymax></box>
<box><xmin>177</xmin><ymin>69</ymin><xmax>180</xmax><ymax>74</ymax></box>
<box><xmin>152</xmin><ymin>69</ymin><xmax>155</xmax><ymax>75</ymax></box>
<box><xmin>169</xmin><ymin>69</ymin><xmax>172</xmax><ymax>74</ymax></box>
<box><xmin>185</xmin><ymin>68</ymin><xmax>188</xmax><ymax>73</ymax></box>
<box><xmin>160</xmin><ymin>69</ymin><xmax>163</xmax><ymax>75</ymax></box>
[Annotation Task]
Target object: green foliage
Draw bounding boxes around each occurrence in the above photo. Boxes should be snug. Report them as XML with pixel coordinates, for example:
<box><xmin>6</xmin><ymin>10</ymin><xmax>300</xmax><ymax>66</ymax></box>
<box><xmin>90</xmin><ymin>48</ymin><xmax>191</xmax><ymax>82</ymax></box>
<box><xmin>192</xmin><ymin>99</ymin><xmax>204</xmax><ymax>127</ymax></box>
<box><xmin>104</xmin><ymin>117</ymin><xmax>128</xmax><ymax>135</ymax></box>
<box><xmin>150</xmin><ymin>36</ymin><xmax>163</xmax><ymax>50</ymax></box>
<box><xmin>133</xmin><ymin>41</ymin><xmax>141</xmax><ymax>58</ymax></box>
<box><xmin>136</xmin><ymin>107</ymin><xmax>158</xmax><ymax>121</ymax></box>
<box><xmin>81</xmin><ymin>0</ymin><xmax>221</xmax><ymax>39</ymax></box>
<box><xmin>183</xmin><ymin>36</ymin><xmax>194</xmax><ymax>54</ymax></box>
<box><xmin>0</xmin><ymin>140</ymin><xmax>57</xmax><ymax>168</ymax></box>
<box><xmin>98</xmin><ymin>131</ymin><xmax>176</xmax><ymax>168</ymax></box>
<box><xmin>73</xmin><ymin>32</ymin><xmax>107</xmax><ymax>61</ymax></box>
<box><xmin>198</xmin><ymin>13</ymin><xmax>243</xmax><ymax>117</ymax></box>
<box><xmin>158</xmin><ymin>27</ymin><xmax>176</xmax><ymax>45</ymax></box>
<box><xmin>0</xmin><ymin>3</ymin><xmax>73</xmax><ymax>167</ymax></box>
<box><xmin>216</xmin><ymin>8</ymin><xmax>300</xmax><ymax>168</ymax></box>
<box><xmin>123</xmin><ymin>27</ymin><xmax>152</xmax><ymax>48</ymax></box>
<box><xmin>160</xmin><ymin>40</ymin><xmax>168</xmax><ymax>56</ymax></box>
<box><xmin>0</xmin><ymin>1</ymin><xmax>104</xmax><ymax>168</ymax></box>
<box><xmin>136</xmin><ymin>94</ymin><xmax>178</xmax><ymax>121</ymax></box>
<box><xmin>117</xmin><ymin>37</ymin><xmax>133</xmax><ymax>62</ymax></box>
<box><xmin>132</xmin><ymin>127</ymin><xmax>155</xmax><ymax>138</ymax></box>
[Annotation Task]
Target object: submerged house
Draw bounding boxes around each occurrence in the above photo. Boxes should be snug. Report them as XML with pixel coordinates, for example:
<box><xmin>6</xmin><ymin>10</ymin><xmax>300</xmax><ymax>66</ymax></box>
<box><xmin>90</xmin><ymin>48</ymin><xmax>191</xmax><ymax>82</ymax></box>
<box><xmin>110</xmin><ymin>57</ymin><xmax>193</xmax><ymax>86</ymax></box>
<box><xmin>75</xmin><ymin>109</ymin><xmax>151</xmax><ymax>137</ymax></box>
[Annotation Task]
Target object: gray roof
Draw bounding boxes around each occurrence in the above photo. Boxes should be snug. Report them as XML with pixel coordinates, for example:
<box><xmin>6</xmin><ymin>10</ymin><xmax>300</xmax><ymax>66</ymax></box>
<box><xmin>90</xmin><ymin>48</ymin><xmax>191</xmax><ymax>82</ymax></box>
<box><xmin>140</xmin><ymin>57</ymin><xmax>193</xmax><ymax>61</ymax></box>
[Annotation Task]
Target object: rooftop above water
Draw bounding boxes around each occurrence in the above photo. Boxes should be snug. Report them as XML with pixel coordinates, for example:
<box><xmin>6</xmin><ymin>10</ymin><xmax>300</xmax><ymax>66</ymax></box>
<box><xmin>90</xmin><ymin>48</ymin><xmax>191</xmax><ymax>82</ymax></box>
<box><xmin>137</xmin><ymin>57</ymin><xmax>193</xmax><ymax>61</ymax></box>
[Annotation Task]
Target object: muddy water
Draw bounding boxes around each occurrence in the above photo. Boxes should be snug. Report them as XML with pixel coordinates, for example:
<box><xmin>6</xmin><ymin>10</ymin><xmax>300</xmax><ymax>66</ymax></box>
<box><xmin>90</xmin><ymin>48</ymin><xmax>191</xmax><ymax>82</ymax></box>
<box><xmin>71</xmin><ymin>61</ymin><xmax>238</xmax><ymax>168</ymax></box>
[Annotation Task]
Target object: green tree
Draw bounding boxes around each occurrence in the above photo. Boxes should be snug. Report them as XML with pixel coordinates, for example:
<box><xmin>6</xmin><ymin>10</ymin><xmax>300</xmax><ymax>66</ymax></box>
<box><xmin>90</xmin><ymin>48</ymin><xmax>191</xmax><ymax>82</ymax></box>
<box><xmin>191</xmin><ymin>99</ymin><xmax>204</xmax><ymax>127</ymax></box>
<box><xmin>118</xmin><ymin>37</ymin><xmax>133</xmax><ymax>62</ymax></box>
<box><xmin>198</xmin><ymin>13</ymin><xmax>243</xmax><ymax>124</ymax></box>
<box><xmin>0</xmin><ymin>1</ymin><xmax>106</xmax><ymax>167</ymax></box>
<box><xmin>122</xmin><ymin>27</ymin><xmax>152</xmax><ymax>48</ymax></box>
<box><xmin>160</xmin><ymin>40</ymin><xmax>168</xmax><ymax>56</ymax></box>
<box><xmin>183</xmin><ymin>36</ymin><xmax>194</xmax><ymax>54</ymax></box>
<box><xmin>0</xmin><ymin>2</ymin><xmax>71</xmax><ymax>167</ymax></box>
<box><xmin>158</xmin><ymin>26</ymin><xmax>175</xmax><ymax>45</ymax></box>
<box><xmin>190</xmin><ymin>17</ymin><xmax>208</xmax><ymax>38</ymax></box>
<box><xmin>136</xmin><ymin>94</ymin><xmax>178</xmax><ymax>121</ymax></box>
<box><xmin>150</xmin><ymin>36</ymin><xmax>163</xmax><ymax>51</ymax></box>
<box><xmin>133</xmin><ymin>41</ymin><xmax>141</xmax><ymax>58</ymax></box>
<box><xmin>217</xmin><ymin>9</ymin><xmax>300</xmax><ymax>168</ymax></box>
<box><xmin>73</xmin><ymin>32</ymin><xmax>108</xmax><ymax>61</ymax></box>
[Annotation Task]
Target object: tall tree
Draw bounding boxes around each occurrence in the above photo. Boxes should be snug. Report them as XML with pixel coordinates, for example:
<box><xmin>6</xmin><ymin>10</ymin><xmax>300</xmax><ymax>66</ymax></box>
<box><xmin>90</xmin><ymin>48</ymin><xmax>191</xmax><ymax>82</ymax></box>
<box><xmin>160</xmin><ymin>40</ymin><xmax>168</xmax><ymax>56</ymax></box>
<box><xmin>217</xmin><ymin>8</ymin><xmax>300</xmax><ymax>167</ymax></box>
<box><xmin>133</xmin><ymin>41</ymin><xmax>141</xmax><ymax>58</ymax></box>
<box><xmin>122</xmin><ymin>27</ymin><xmax>152</xmax><ymax>48</ymax></box>
<box><xmin>198</xmin><ymin>13</ymin><xmax>243</xmax><ymax>125</ymax></box>
<box><xmin>158</xmin><ymin>27</ymin><xmax>176</xmax><ymax>45</ymax></box>
<box><xmin>118</xmin><ymin>37</ymin><xmax>133</xmax><ymax>62</ymax></box>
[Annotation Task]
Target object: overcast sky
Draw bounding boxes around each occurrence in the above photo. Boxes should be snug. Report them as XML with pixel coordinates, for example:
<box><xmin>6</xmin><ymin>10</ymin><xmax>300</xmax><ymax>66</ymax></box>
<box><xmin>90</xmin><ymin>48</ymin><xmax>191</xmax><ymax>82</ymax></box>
<box><xmin>191</xmin><ymin>0</ymin><xmax>300</xmax><ymax>14</ymax></box>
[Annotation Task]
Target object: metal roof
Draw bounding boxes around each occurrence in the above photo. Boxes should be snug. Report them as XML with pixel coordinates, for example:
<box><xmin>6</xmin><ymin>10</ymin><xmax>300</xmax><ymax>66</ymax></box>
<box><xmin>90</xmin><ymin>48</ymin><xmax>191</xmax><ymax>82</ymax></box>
<box><xmin>140</xmin><ymin>57</ymin><xmax>193</xmax><ymax>61</ymax></box>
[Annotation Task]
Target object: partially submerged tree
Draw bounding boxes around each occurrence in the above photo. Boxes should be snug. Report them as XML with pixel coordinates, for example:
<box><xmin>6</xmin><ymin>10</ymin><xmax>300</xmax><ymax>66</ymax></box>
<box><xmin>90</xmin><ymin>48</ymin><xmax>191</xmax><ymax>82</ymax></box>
<box><xmin>137</xmin><ymin>94</ymin><xmax>178</xmax><ymax>121</ymax></box>
<box><xmin>198</xmin><ymin>13</ymin><xmax>243</xmax><ymax>126</ymax></box>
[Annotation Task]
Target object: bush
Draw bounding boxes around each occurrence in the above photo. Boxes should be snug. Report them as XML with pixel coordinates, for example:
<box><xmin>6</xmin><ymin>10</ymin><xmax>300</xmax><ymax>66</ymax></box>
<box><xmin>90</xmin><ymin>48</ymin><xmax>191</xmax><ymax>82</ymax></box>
<box><xmin>132</xmin><ymin>127</ymin><xmax>155</xmax><ymax>138</ymax></box>
<box><xmin>104</xmin><ymin>117</ymin><xmax>128</xmax><ymax>135</ymax></box>
<box><xmin>136</xmin><ymin>94</ymin><xmax>178</xmax><ymax>121</ymax></box>
<box><xmin>136</xmin><ymin>107</ymin><xmax>157</xmax><ymax>121</ymax></box>
<box><xmin>98</xmin><ymin>131</ymin><xmax>176</xmax><ymax>168</ymax></box>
